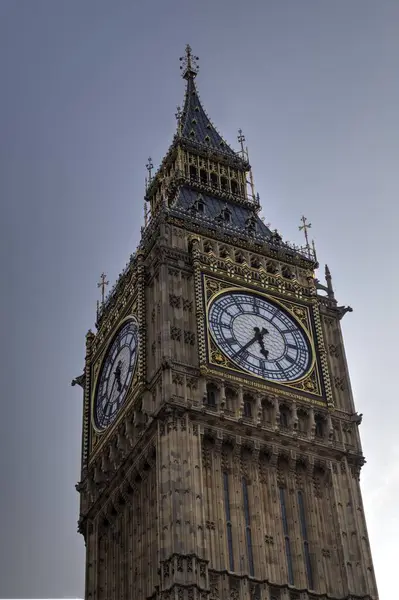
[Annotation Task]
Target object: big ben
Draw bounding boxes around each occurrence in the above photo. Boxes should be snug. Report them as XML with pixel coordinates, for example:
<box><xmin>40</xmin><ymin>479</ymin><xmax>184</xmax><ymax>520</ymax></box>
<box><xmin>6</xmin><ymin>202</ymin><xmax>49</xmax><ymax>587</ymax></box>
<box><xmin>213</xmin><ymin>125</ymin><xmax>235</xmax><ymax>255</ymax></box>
<box><xmin>73</xmin><ymin>45</ymin><xmax>378</xmax><ymax>600</ymax></box>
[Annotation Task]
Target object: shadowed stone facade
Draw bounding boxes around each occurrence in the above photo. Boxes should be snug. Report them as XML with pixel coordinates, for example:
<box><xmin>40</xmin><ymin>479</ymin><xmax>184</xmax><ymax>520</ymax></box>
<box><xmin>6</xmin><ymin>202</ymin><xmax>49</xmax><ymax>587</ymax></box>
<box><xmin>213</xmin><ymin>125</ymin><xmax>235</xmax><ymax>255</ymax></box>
<box><xmin>74</xmin><ymin>46</ymin><xmax>378</xmax><ymax>600</ymax></box>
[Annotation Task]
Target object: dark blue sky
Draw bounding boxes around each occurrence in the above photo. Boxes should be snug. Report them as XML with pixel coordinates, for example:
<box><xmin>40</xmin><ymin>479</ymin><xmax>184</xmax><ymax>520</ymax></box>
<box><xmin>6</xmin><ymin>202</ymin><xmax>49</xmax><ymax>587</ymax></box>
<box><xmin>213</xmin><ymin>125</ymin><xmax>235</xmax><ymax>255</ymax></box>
<box><xmin>1</xmin><ymin>1</ymin><xmax>398</xmax><ymax>598</ymax></box>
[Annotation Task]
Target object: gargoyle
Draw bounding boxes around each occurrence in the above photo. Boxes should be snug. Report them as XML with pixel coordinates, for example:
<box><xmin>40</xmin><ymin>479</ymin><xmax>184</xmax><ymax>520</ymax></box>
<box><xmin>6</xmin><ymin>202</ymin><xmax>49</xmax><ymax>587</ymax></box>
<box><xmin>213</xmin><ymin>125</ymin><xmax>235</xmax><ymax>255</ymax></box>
<box><xmin>71</xmin><ymin>373</ymin><xmax>85</xmax><ymax>388</ymax></box>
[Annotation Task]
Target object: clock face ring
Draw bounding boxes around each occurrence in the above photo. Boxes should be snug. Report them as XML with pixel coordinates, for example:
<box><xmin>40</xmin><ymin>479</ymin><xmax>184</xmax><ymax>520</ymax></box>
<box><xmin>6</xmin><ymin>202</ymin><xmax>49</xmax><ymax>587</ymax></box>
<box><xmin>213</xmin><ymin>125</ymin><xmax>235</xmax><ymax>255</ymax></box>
<box><xmin>208</xmin><ymin>290</ymin><xmax>312</xmax><ymax>383</ymax></box>
<box><xmin>93</xmin><ymin>318</ymin><xmax>139</xmax><ymax>431</ymax></box>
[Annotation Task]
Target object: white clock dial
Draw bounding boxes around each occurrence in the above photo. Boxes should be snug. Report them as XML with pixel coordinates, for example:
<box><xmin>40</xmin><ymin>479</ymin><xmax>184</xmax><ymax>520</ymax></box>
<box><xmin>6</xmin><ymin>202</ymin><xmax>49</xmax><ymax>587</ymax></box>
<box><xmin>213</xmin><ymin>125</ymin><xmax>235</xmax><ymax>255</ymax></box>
<box><xmin>94</xmin><ymin>319</ymin><xmax>138</xmax><ymax>431</ymax></box>
<box><xmin>208</xmin><ymin>291</ymin><xmax>312</xmax><ymax>382</ymax></box>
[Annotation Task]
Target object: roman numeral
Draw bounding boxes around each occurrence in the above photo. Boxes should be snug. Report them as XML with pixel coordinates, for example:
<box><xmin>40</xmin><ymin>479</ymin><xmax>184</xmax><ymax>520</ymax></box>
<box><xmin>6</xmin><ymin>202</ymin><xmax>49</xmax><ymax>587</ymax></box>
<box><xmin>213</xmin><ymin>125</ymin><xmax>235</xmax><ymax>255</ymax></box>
<box><xmin>287</xmin><ymin>343</ymin><xmax>298</xmax><ymax>351</ymax></box>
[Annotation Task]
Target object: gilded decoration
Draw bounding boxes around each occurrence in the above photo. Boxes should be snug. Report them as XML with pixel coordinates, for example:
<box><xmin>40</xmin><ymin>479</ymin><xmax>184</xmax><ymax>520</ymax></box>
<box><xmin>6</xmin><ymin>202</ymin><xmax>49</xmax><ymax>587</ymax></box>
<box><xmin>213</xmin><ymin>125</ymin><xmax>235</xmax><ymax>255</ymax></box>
<box><xmin>201</xmin><ymin>273</ymin><xmax>329</xmax><ymax>405</ymax></box>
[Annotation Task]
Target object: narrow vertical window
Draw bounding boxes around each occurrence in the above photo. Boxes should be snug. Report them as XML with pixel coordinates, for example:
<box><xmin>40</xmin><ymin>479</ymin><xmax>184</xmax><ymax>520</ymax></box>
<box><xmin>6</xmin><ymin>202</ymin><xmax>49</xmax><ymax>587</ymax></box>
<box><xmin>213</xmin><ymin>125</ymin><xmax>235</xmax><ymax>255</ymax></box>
<box><xmin>298</xmin><ymin>491</ymin><xmax>314</xmax><ymax>590</ymax></box>
<box><xmin>223</xmin><ymin>471</ymin><xmax>234</xmax><ymax>571</ymax></box>
<box><xmin>279</xmin><ymin>487</ymin><xmax>294</xmax><ymax>585</ymax></box>
<box><xmin>242</xmin><ymin>478</ymin><xmax>254</xmax><ymax>576</ymax></box>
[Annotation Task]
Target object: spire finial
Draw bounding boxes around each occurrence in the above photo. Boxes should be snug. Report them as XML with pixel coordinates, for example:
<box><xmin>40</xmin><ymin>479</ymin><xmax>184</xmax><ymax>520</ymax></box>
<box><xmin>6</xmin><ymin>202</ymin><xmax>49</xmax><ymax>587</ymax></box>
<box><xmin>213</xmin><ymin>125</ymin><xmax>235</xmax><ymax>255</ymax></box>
<box><xmin>179</xmin><ymin>44</ymin><xmax>199</xmax><ymax>79</ymax></box>
<box><xmin>299</xmin><ymin>215</ymin><xmax>312</xmax><ymax>256</ymax></box>
<box><xmin>237</xmin><ymin>129</ymin><xmax>246</xmax><ymax>157</ymax></box>
<box><xmin>146</xmin><ymin>157</ymin><xmax>154</xmax><ymax>183</ymax></box>
<box><xmin>97</xmin><ymin>272</ymin><xmax>109</xmax><ymax>305</ymax></box>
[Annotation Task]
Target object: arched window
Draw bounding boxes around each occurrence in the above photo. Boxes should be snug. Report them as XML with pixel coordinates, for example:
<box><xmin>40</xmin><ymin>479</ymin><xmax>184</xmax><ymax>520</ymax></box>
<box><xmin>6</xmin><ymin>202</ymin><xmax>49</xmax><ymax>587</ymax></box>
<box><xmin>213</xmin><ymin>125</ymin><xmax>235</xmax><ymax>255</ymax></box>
<box><xmin>200</xmin><ymin>169</ymin><xmax>208</xmax><ymax>185</ymax></box>
<box><xmin>315</xmin><ymin>415</ymin><xmax>324</xmax><ymax>438</ymax></box>
<box><xmin>189</xmin><ymin>165</ymin><xmax>197</xmax><ymax>180</ymax></box>
<box><xmin>231</xmin><ymin>179</ymin><xmax>238</xmax><ymax>195</ymax></box>
<box><xmin>210</xmin><ymin>172</ymin><xmax>218</xmax><ymax>187</ymax></box>
<box><xmin>262</xmin><ymin>400</ymin><xmax>273</xmax><ymax>425</ymax></box>
<box><xmin>225</xmin><ymin>387</ymin><xmax>236</xmax><ymax>411</ymax></box>
<box><xmin>282</xmin><ymin>266</ymin><xmax>294</xmax><ymax>280</ymax></box>
<box><xmin>297</xmin><ymin>409</ymin><xmax>309</xmax><ymax>434</ymax></box>
<box><xmin>280</xmin><ymin>405</ymin><xmax>290</xmax><ymax>429</ymax></box>
<box><xmin>206</xmin><ymin>383</ymin><xmax>218</xmax><ymax>407</ymax></box>
<box><xmin>266</xmin><ymin>261</ymin><xmax>278</xmax><ymax>274</ymax></box>
<box><xmin>220</xmin><ymin>176</ymin><xmax>228</xmax><ymax>191</ymax></box>
<box><xmin>219</xmin><ymin>246</ymin><xmax>229</xmax><ymax>258</ymax></box>
<box><xmin>203</xmin><ymin>240</ymin><xmax>213</xmax><ymax>253</ymax></box>
<box><xmin>243</xmin><ymin>394</ymin><xmax>253</xmax><ymax>418</ymax></box>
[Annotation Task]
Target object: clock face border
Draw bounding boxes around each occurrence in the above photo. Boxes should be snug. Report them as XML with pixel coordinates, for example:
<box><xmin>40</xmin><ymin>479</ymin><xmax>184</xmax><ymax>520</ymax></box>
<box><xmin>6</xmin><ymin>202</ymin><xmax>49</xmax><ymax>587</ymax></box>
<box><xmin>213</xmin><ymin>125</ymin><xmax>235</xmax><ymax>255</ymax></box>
<box><xmin>207</xmin><ymin>289</ymin><xmax>314</xmax><ymax>384</ymax></box>
<box><xmin>91</xmin><ymin>316</ymin><xmax>139</xmax><ymax>434</ymax></box>
<box><xmin>202</xmin><ymin>275</ymin><xmax>326</xmax><ymax>402</ymax></box>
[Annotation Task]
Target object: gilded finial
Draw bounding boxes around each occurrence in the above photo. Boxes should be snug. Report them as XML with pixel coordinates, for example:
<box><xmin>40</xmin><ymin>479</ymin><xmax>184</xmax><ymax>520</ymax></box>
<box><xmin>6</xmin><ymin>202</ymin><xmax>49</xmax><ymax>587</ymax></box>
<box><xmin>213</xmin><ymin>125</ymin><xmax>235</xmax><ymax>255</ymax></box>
<box><xmin>146</xmin><ymin>157</ymin><xmax>154</xmax><ymax>183</ymax></box>
<box><xmin>299</xmin><ymin>215</ymin><xmax>312</xmax><ymax>256</ymax></box>
<box><xmin>179</xmin><ymin>44</ymin><xmax>199</xmax><ymax>79</ymax></box>
<box><xmin>97</xmin><ymin>272</ymin><xmax>109</xmax><ymax>305</ymax></box>
<box><xmin>237</xmin><ymin>129</ymin><xmax>246</xmax><ymax>157</ymax></box>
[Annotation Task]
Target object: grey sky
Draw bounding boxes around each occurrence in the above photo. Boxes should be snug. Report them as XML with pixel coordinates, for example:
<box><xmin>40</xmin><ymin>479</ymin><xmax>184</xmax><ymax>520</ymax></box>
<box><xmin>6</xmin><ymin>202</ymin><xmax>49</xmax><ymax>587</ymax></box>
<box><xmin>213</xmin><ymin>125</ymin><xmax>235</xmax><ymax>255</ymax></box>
<box><xmin>0</xmin><ymin>1</ymin><xmax>398</xmax><ymax>598</ymax></box>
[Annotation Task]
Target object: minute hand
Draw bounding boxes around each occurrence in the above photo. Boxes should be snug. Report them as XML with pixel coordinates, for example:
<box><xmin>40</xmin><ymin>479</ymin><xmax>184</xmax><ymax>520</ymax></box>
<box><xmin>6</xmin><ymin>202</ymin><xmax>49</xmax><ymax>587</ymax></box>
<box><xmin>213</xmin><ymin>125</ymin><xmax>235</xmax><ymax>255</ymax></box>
<box><xmin>232</xmin><ymin>335</ymin><xmax>258</xmax><ymax>358</ymax></box>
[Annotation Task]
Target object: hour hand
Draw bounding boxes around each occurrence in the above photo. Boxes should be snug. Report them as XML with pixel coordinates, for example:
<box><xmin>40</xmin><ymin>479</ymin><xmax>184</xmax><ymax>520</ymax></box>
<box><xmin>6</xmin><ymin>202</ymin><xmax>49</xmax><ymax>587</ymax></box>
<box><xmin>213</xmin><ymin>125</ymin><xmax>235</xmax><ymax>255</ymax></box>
<box><xmin>113</xmin><ymin>360</ymin><xmax>123</xmax><ymax>392</ymax></box>
<box><xmin>254</xmin><ymin>326</ymin><xmax>269</xmax><ymax>359</ymax></box>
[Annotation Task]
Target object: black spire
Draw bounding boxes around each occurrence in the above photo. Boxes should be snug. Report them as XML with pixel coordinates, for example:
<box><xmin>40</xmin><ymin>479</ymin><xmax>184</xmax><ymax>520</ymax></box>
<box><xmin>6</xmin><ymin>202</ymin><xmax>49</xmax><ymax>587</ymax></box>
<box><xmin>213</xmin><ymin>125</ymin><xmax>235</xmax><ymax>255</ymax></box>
<box><xmin>178</xmin><ymin>45</ymin><xmax>240</xmax><ymax>159</ymax></box>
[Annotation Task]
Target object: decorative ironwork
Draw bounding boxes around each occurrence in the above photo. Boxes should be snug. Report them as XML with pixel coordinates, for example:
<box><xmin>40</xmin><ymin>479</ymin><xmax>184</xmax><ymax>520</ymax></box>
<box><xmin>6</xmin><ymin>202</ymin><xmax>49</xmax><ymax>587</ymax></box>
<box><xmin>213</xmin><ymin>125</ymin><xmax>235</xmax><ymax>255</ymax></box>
<box><xmin>146</xmin><ymin>157</ymin><xmax>154</xmax><ymax>183</ymax></box>
<box><xmin>97</xmin><ymin>272</ymin><xmax>109</xmax><ymax>305</ymax></box>
<box><xmin>299</xmin><ymin>215</ymin><xmax>313</xmax><ymax>257</ymax></box>
<box><xmin>179</xmin><ymin>44</ymin><xmax>199</xmax><ymax>79</ymax></box>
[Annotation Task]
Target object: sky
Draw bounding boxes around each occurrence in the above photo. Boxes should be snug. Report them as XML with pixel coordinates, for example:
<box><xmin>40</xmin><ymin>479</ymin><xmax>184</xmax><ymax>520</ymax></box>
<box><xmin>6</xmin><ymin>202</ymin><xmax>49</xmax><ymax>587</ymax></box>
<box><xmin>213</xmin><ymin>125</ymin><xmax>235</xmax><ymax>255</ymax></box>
<box><xmin>0</xmin><ymin>0</ymin><xmax>398</xmax><ymax>598</ymax></box>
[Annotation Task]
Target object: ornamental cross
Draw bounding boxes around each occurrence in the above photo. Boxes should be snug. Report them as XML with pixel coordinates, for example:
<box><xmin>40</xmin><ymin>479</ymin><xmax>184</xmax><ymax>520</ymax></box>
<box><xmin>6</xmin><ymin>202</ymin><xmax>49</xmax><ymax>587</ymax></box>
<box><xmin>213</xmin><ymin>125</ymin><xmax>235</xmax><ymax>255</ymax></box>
<box><xmin>237</xmin><ymin>128</ymin><xmax>246</xmax><ymax>154</ymax></box>
<box><xmin>146</xmin><ymin>157</ymin><xmax>154</xmax><ymax>182</ymax></box>
<box><xmin>97</xmin><ymin>272</ymin><xmax>109</xmax><ymax>305</ymax></box>
<box><xmin>179</xmin><ymin>44</ymin><xmax>199</xmax><ymax>78</ymax></box>
<box><xmin>299</xmin><ymin>215</ymin><xmax>312</xmax><ymax>250</ymax></box>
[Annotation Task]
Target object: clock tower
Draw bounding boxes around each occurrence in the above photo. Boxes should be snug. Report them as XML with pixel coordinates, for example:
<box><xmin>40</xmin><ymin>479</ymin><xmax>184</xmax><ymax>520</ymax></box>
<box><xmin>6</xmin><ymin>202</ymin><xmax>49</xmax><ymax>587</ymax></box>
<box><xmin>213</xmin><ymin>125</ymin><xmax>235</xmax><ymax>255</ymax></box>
<box><xmin>74</xmin><ymin>46</ymin><xmax>378</xmax><ymax>600</ymax></box>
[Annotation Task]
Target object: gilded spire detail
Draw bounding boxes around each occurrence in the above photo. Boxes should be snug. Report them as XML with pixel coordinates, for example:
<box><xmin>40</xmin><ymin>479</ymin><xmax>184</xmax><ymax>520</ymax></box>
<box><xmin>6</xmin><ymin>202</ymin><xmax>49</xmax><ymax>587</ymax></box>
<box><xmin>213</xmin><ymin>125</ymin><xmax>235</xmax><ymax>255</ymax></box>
<box><xmin>97</xmin><ymin>272</ymin><xmax>109</xmax><ymax>305</ymax></box>
<box><xmin>146</xmin><ymin>157</ymin><xmax>154</xmax><ymax>183</ymax></box>
<box><xmin>299</xmin><ymin>215</ymin><xmax>312</xmax><ymax>256</ymax></box>
<box><xmin>179</xmin><ymin>44</ymin><xmax>199</xmax><ymax>79</ymax></box>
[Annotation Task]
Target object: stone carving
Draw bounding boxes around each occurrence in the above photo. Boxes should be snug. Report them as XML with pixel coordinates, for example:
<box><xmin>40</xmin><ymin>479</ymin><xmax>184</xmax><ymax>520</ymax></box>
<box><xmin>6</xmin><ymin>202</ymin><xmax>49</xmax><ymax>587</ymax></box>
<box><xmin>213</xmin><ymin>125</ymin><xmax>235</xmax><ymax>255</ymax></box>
<box><xmin>169</xmin><ymin>294</ymin><xmax>181</xmax><ymax>308</ymax></box>
<box><xmin>183</xmin><ymin>298</ymin><xmax>193</xmax><ymax>311</ymax></box>
<box><xmin>334</xmin><ymin>376</ymin><xmax>345</xmax><ymax>391</ymax></box>
<box><xmin>265</xmin><ymin>534</ymin><xmax>274</xmax><ymax>545</ymax></box>
<box><xmin>172</xmin><ymin>373</ymin><xmax>184</xmax><ymax>385</ymax></box>
<box><xmin>184</xmin><ymin>330</ymin><xmax>196</xmax><ymax>345</ymax></box>
<box><xmin>171</xmin><ymin>326</ymin><xmax>182</xmax><ymax>340</ymax></box>
<box><xmin>328</xmin><ymin>343</ymin><xmax>339</xmax><ymax>357</ymax></box>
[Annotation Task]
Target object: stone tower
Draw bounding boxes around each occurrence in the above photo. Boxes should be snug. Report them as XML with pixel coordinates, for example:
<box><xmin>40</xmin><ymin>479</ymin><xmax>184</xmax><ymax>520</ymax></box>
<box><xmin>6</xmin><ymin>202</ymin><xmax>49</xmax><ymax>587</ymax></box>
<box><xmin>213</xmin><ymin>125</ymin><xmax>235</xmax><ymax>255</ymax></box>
<box><xmin>74</xmin><ymin>46</ymin><xmax>378</xmax><ymax>600</ymax></box>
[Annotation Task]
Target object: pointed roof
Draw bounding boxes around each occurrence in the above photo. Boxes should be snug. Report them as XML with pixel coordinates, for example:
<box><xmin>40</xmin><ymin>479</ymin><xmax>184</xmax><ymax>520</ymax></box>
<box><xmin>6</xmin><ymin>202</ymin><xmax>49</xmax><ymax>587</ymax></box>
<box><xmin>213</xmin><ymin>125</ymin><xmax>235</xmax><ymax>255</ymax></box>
<box><xmin>178</xmin><ymin>45</ymin><xmax>245</xmax><ymax>161</ymax></box>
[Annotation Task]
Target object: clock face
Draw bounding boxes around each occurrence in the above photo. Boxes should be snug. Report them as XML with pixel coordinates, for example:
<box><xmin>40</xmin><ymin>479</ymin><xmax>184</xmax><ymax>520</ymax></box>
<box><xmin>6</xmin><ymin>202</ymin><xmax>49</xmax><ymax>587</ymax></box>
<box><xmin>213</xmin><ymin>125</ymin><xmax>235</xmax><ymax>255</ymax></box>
<box><xmin>208</xmin><ymin>291</ymin><xmax>312</xmax><ymax>382</ymax></box>
<box><xmin>94</xmin><ymin>319</ymin><xmax>139</xmax><ymax>431</ymax></box>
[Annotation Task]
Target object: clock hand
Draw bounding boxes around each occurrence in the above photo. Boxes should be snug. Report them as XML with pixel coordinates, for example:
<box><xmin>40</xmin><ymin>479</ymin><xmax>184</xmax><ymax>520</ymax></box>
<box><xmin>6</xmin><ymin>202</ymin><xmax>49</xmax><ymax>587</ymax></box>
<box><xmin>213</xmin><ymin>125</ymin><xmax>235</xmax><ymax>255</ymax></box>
<box><xmin>254</xmin><ymin>326</ymin><xmax>269</xmax><ymax>359</ymax></box>
<box><xmin>102</xmin><ymin>377</ymin><xmax>117</xmax><ymax>421</ymax></box>
<box><xmin>113</xmin><ymin>360</ymin><xmax>123</xmax><ymax>392</ymax></box>
<box><xmin>232</xmin><ymin>334</ymin><xmax>258</xmax><ymax>358</ymax></box>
